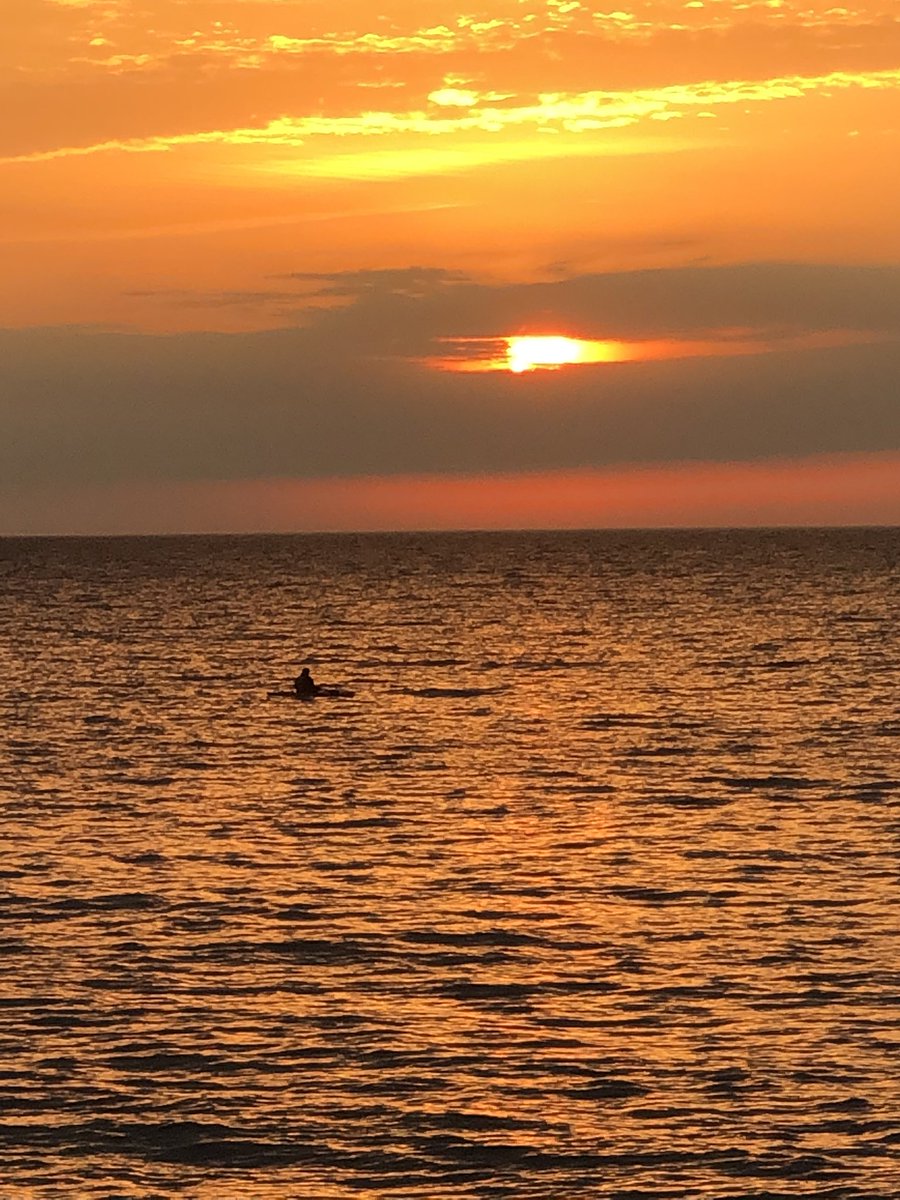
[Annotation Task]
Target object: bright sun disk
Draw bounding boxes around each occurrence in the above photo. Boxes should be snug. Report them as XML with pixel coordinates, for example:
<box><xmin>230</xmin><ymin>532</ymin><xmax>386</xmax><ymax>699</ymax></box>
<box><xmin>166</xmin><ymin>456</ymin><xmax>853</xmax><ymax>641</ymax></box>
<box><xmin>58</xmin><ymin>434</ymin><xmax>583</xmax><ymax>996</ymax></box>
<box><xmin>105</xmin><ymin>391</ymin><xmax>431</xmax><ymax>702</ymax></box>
<box><xmin>507</xmin><ymin>335</ymin><xmax>586</xmax><ymax>373</ymax></box>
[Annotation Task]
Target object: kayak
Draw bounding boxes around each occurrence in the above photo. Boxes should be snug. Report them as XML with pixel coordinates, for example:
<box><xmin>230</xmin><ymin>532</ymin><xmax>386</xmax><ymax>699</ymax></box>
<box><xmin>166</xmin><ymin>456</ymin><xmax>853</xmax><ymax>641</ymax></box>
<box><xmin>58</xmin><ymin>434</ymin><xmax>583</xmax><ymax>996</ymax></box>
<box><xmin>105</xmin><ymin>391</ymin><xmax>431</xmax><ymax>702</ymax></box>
<box><xmin>268</xmin><ymin>688</ymin><xmax>356</xmax><ymax>700</ymax></box>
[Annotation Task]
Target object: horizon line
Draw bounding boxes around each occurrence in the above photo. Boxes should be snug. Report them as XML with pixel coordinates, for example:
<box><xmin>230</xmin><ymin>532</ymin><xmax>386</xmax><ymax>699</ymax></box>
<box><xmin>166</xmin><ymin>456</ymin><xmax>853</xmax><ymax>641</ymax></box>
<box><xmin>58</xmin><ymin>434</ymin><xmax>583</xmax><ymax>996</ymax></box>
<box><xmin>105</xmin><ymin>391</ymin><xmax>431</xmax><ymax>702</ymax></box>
<box><xmin>2</xmin><ymin>522</ymin><xmax>898</xmax><ymax>541</ymax></box>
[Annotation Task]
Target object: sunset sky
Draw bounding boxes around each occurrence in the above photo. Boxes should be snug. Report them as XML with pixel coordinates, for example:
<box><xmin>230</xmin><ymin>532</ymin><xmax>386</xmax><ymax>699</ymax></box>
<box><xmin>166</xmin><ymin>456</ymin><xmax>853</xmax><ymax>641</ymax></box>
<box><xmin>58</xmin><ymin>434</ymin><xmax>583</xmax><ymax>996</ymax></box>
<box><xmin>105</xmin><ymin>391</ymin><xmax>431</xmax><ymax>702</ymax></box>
<box><xmin>3</xmin><ymin>0</ymin><xmax>899</xmax><ymax>533</ymax></box>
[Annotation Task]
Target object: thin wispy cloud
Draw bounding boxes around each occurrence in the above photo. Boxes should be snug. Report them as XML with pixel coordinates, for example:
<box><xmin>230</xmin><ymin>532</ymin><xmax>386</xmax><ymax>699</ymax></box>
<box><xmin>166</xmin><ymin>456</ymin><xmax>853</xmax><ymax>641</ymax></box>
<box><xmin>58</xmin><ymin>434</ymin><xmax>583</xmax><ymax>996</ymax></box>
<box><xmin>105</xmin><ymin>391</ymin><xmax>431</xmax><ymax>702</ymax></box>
<box><xmin>3</xmin><ymin>67</ymin><xmax>897</xmax><ymax>165</ymax></box>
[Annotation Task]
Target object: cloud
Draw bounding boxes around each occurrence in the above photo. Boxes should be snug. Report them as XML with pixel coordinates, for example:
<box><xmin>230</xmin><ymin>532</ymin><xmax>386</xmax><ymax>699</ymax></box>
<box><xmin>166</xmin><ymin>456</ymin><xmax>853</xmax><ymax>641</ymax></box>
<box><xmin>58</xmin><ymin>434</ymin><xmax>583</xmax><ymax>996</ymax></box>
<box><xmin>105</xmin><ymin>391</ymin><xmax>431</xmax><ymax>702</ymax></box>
<box><xmin>13</xmin><ymin>258</ymin><xmax>900</xmax><ymax>344</ymax></box>
<box><xmin>3</xmin><ymin>68</ymin><xmax>897</xmax><ymax>165</ymax></box>
<box><xmin>278</xmin><ymin>266</ymin><xmax>471</xmax><ymax>298</ymax></box>
<box><xmin>1</xmin><ymin>263</ymin><xmax>898</xmax><ymax>493</ymax></box>
<box><xmin>42</xmin><ymin>1</ymin><xmax>900</xmax><ymax>79</ymax></box>
<box><xmin>277</xmin><ymin>260</ymin><xmax>900</xmax><ymax>341</ymax></box>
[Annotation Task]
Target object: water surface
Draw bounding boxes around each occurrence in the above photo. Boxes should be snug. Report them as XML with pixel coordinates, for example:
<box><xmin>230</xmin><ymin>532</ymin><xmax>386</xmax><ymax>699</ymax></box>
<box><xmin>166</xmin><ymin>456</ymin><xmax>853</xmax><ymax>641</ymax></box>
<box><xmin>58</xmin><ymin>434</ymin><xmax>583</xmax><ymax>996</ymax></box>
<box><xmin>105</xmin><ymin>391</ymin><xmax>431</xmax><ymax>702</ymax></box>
<box><xmin>2</xmin><ymin>529</ymin><xmax>899</xmax><ymax>1197</ymax></box>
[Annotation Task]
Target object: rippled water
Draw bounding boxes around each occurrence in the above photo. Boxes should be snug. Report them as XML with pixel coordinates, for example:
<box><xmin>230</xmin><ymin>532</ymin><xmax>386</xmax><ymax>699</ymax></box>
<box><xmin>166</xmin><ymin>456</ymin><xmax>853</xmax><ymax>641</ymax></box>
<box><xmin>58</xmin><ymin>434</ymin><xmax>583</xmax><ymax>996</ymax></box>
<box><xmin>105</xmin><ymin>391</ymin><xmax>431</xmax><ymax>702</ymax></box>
<box><xmin>2</xmin><ymin>529</ymin><xmax>899</xmax><ymax>1198</ymax></box>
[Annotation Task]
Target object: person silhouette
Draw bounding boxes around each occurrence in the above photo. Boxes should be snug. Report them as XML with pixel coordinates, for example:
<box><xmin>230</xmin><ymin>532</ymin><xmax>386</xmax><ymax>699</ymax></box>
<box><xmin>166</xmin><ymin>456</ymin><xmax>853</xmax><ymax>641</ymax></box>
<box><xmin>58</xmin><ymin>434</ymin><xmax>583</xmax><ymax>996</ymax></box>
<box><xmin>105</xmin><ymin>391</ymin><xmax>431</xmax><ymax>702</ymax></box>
<box><xmin>294</xmin><ymin>667</ymin><xmax>319</xmax><ymax>698</ymax></box>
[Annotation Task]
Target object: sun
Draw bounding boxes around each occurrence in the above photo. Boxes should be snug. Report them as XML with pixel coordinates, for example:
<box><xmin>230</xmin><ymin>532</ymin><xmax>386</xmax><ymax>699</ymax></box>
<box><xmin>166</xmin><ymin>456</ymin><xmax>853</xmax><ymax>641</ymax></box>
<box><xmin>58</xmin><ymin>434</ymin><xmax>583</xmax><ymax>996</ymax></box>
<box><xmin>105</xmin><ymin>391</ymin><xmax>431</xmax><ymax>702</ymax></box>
<box><xmin>427</xmin><ymin>334</ymin><xmax>639</xmax><ymax>373</ymax></box>
<box><xmin>506</xmin><ymin>335</ymin><xmax>587</xmax><ymax>373</ymax></box>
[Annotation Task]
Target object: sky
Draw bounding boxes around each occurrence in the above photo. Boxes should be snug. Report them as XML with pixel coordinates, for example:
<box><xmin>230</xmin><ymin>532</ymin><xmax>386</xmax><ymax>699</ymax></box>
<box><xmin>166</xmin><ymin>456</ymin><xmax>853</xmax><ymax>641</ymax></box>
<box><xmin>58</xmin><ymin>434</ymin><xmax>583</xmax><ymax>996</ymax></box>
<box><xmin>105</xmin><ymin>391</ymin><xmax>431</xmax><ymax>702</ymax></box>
<box><xmin>2</xmin><ymin>0</ymin><xmax>899</xmax><ymax>533</ymax></box>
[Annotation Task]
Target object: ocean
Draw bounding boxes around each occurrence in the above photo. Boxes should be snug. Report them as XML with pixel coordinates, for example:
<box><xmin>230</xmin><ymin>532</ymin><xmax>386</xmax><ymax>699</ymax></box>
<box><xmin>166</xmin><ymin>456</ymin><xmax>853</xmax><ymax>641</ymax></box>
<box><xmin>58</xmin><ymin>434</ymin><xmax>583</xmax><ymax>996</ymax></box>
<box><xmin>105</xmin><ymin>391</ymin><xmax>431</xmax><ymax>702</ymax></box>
<box><xmin>2</xmin><ymin>528</ymin><xmax>898</xmax><ymax>1198</ymax></box>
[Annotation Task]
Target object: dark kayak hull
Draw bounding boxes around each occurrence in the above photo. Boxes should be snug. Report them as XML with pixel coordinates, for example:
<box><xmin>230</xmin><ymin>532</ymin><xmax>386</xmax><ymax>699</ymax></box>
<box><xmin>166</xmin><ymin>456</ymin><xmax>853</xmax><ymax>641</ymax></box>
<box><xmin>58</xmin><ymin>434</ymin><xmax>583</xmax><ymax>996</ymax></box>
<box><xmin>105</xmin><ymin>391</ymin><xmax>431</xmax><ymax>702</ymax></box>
<box><xmin>268</xmin><ymin>689</ymin><xmax>356</xmax><ymax>700</ymax></box>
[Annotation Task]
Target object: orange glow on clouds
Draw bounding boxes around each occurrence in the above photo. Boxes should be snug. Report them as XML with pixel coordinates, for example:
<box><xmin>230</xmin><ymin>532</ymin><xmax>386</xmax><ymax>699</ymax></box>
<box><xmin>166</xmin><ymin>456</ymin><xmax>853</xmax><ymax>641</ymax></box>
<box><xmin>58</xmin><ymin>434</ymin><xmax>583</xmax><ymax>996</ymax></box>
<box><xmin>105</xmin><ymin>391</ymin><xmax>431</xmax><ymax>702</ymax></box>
<box><xmin>428</xmin><ymin>329</ymin><xmax>879</xmax><ymax>373</ymax></box>
<box><xmin>5</xmin><ymin>0</ymin><xmax>900</xmax><ymax>335</ymax></box>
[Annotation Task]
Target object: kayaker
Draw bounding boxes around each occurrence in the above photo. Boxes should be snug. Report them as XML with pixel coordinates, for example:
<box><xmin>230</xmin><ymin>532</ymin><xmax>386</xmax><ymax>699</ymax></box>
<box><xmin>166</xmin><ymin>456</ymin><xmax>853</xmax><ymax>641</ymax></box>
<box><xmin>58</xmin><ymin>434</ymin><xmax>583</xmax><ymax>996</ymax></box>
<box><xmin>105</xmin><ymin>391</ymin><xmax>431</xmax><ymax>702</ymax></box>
<box><xmin>294</xmin><ymin>667</ymin><xmax>319</xmax><ymax>698</ymax></box>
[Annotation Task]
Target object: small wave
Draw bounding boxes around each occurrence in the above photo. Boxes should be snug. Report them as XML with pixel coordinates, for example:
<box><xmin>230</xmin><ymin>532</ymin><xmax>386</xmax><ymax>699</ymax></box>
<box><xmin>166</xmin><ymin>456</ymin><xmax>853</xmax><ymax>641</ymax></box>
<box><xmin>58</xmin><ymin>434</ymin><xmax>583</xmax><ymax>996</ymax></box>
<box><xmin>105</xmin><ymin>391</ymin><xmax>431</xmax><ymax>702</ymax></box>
<box><xmin>624</xmin><ymin>745</ymin><xmax>697</xmax><ymax>758</ymax></box>
<box><xmin>646</xmin><ymin>793</ymin><xmax>734</xmax><ymax>808</ymax></box>
<box><xmin>105</xmin><ymin>1052</ymin><xmax>234</xmax><ymax>1074</ymax></box>
<box><xmin>404</xmin><ymin>686</ymin><xmax>507</xmax><ymax>698</ymax></box>
<box><xmin>582</xmin><ymin>712</ymin><xmax>657</xmax><ymax>729</ymax></box>
<box><xmin>568</xmin><ymin>1077</ymin><xmax>647</xmax><ymax>1100</ymax></box>
<box><xmin>439</xmin><ymin>978</ymin><xmax>619</xmax><ymax>1001</ymax></box>
<box><xmin>610</xmin><ymin>886</ymin><xmax>735</xmax><ymax>904</ymax></box>
<box><xmin>693</xmin><ymin>773</ymin><xmax>824</xmax><ymax>791</ymax></box>
<box><xmin>370</xmin><ymin>657</ymin><xmax>464</xmax><ymax>667</ymax></box>
<box><xmin>402</xmin><ymin>929</ymin><xmax>542</xmax><ymax>948</ymax></box>
<box><xmin>275</xmin><ymin>903</ymin><xmax>324</xmax><ymax>922</ymax></box>
<box><xmin>401</xmin><ymin>1109</ymin><xmax>549</xmax><ymax>1133</ymax></box>
<box><xmin>124</xmin><ymin>1120</ymin><xmax>320</xmax><ymax>1167</ymax></box>
<box><xmin>509</xmin><ymin>658</ymin><xmax>608</xmax><ymax>671</ymax></box>
<box><xmin>847</xmin><ymin>778</ymin><xmax>897</xmax><ymax>793</ymax></box>
<box><xmin>819</xmin><ymin>1096</ymin><xmax>873</xmax><ymax>1112</ymax></box>
<box><xmin>118</xmin><ymin>775</ymin><xmax>177</xmax><ymax>788</ymax></box>
<box><xmin>268</xmin><ymin>936</ymin><xmax>378</xmax><ymax>964</ymax></box>
<box><xmin>42</xmin><ymin>892</ymin><xmax>163</xmax><ymax>917</ymax></box>
<box><xmin>755</xmin><ymin>657</ymin><xmax>814</xmax><ymax>670</ymax></box>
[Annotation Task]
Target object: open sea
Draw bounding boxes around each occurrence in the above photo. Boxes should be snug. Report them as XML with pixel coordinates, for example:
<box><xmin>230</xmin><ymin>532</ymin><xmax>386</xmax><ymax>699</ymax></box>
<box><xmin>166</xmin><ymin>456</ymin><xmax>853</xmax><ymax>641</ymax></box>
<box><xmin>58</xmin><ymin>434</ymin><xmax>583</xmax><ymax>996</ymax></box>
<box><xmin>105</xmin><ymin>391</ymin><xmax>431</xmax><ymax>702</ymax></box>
<box><xmin>2</xmin><ymin>528</ymin><xmax>899</xmax><ymax>1200</ymax></box>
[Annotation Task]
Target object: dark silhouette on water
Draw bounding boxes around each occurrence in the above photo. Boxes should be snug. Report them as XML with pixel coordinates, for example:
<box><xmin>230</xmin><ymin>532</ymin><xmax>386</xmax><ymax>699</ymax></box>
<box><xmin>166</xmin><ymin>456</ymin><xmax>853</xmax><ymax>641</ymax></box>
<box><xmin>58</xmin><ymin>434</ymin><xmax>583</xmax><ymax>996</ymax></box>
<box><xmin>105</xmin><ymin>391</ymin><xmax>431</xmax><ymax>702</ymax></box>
<box><xmin>294</xmin><ymin>667</ymin><xmax>319</xmax><ymax>698</ymax></box>
<box><xmin>270</xmin><ymin>667</ymin><xmax>354</xmax><ymax>701</ymax></box>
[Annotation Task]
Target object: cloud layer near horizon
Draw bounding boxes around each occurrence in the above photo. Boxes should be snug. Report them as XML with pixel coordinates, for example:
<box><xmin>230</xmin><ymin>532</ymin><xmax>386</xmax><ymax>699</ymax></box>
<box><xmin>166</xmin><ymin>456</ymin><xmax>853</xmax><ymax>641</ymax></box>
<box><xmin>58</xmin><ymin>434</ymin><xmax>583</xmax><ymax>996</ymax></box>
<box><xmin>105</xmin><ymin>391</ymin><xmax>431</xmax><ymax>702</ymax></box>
<box><xmin>5</xmin><ymin>455</ymin><xmax>900</xmax><ymax>537</ymax></box>
<box><xmin>2</xmin><ymin>263</ymin><xmax>898</xmax><ymax>521</ymax></box>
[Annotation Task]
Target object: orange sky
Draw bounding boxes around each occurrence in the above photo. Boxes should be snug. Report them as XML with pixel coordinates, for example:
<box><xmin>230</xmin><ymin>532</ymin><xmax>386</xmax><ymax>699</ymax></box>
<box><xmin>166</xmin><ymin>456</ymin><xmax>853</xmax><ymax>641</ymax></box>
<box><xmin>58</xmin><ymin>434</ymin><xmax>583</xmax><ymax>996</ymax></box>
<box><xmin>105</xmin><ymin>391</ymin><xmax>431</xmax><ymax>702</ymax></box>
<box><xmin>2</xmin><ymin>0</ymin><xmax>899</xmax><ymax>532</ymax></box>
